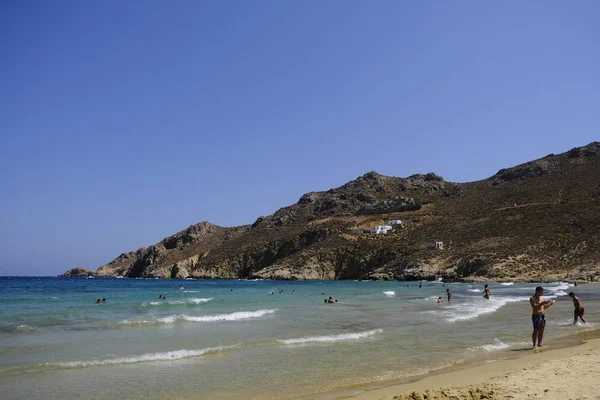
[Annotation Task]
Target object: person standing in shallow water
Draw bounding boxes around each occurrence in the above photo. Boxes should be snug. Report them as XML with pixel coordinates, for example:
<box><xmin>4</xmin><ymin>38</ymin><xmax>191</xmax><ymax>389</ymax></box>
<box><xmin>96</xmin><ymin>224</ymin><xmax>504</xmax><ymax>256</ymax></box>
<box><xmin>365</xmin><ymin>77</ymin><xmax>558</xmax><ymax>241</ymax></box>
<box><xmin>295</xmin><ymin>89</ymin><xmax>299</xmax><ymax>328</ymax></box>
<box><xmin>482</xmin><ymin>284</ymin><xmax>490</xmax><ymax>299</ymax></box>
<box><xmin>530</xmin><ymin>286</ymin><xmax>553</xmax><ymax>348</ymax></box>
<box><xmin>569</xmin><ymin>292</ymin><xmax>586</xmax><ymax>324</ymax></box>
<box><xmin>446</xmin><ymin>289</ymin><xmax>451</xmax><ymax>303</ymax></box>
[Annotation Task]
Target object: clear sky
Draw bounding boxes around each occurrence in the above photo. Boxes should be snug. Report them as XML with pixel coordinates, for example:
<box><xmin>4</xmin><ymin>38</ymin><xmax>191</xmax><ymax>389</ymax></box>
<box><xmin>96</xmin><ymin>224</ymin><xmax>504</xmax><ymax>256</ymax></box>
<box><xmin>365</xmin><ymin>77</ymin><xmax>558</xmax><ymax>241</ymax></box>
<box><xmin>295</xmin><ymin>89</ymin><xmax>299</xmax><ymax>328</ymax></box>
<box><xmin>1</xmin><ymin>1</ymin><xmax>599</xmax><ymax>276</ymax></box>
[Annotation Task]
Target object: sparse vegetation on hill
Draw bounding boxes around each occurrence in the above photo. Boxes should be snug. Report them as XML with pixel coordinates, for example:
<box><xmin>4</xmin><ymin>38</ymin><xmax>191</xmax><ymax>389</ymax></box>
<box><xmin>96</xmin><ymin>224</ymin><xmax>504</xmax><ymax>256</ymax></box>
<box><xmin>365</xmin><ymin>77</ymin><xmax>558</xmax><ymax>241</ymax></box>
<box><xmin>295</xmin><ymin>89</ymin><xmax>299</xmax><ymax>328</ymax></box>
<box><xmin>62</xmin><ymin>142</ymin><xmax>600</xmax><ymax>281</ymax></box>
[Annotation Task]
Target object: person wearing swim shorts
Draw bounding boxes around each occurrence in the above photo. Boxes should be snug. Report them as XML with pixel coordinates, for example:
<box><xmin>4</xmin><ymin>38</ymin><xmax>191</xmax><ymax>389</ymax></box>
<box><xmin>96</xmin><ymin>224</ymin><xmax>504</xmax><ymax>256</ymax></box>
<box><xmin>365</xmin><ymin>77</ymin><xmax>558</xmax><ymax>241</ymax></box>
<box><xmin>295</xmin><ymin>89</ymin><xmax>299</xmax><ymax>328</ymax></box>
<box><xmin>530</xmin><ymin>286</ymin><xmax>553</xmax><ymax>348</ymax></box>
<box><xmin>568</xmin><ymin>292</ymin><xmax>586</xmax><ymax>324</ymax></box>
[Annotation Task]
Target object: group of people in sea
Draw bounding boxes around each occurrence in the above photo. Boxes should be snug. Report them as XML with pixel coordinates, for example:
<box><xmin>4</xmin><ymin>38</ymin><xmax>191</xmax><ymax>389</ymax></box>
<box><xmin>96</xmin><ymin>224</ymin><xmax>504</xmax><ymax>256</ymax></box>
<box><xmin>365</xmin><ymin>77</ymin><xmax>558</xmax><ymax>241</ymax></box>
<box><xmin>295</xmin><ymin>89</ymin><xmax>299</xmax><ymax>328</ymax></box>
<box><xmin>92</xmin><ymin>280</ymin><xmax>589</xmax><ymax>350</ymax></box>
<box><xmin>431</xmin><ymin>282</ymin><xmax>589</xmax><ymax>349</ymax></box>
<box><xmin>436</xmin><ymin>288</ymin><xmax>452</xmax><ymax>303</ymax></box>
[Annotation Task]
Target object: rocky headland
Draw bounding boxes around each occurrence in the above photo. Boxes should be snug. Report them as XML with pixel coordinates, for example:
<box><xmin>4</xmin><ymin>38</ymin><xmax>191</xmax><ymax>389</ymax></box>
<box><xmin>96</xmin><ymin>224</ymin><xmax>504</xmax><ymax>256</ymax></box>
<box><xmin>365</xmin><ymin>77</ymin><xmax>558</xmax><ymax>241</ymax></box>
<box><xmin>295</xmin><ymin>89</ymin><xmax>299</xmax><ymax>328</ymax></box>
<box><xmin>63</xmin><ymin>142</ymin><xmax>600</xmax><ymax>282</ymax></box>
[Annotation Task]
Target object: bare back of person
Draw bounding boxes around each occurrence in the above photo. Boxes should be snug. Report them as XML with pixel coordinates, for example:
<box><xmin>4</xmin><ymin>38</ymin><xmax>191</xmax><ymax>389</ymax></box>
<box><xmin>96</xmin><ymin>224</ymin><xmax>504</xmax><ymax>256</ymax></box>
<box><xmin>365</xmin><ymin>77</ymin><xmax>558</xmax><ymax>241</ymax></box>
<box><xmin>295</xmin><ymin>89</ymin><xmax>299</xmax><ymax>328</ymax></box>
<box><xmin>569</xmin><ymin>292</ymin><xmax>586</xmax><ymax>324</ymax></box>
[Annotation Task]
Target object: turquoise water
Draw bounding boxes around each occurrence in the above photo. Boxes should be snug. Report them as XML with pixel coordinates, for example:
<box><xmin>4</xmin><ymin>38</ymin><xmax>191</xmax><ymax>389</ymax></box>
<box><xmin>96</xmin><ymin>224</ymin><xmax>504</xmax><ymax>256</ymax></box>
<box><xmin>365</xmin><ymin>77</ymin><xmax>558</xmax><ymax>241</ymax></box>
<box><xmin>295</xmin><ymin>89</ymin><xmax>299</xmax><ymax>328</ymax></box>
<box><xmin>1</xmin><ymin>277</ymin><xmax>599</xmax><ymax>399</ymax></box>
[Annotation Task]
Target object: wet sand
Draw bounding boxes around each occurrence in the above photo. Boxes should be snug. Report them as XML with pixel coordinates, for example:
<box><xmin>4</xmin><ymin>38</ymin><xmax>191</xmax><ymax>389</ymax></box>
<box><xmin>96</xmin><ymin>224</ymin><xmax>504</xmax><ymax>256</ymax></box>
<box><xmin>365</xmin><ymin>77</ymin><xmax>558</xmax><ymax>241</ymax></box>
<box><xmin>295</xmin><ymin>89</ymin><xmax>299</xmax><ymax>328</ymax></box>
<box><xmin>350</xmin><ymin>335</ymin><xmax>600</xmax><ymax>400</ymax></box>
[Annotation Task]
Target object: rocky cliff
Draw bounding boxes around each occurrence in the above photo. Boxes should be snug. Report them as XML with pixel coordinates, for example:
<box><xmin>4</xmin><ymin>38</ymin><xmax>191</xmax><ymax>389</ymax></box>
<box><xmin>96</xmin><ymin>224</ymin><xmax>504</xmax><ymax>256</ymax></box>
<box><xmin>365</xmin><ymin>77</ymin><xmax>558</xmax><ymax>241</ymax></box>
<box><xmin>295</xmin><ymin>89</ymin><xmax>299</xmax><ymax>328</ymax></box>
<box><xmin>63</xmin><ymin>142</ymin><xmax>600</xmax><ymax>281</ymax></box>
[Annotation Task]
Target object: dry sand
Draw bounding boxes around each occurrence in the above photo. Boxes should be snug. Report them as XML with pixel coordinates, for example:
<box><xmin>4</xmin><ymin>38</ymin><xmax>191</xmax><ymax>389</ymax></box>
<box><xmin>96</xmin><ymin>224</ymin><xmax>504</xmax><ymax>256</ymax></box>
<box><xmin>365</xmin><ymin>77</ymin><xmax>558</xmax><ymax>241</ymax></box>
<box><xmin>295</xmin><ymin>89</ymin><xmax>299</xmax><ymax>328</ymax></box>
<box><xmin>350</xmin><ymin>338</ymin><xmax>600</xmax><ymax>400</ymax></box>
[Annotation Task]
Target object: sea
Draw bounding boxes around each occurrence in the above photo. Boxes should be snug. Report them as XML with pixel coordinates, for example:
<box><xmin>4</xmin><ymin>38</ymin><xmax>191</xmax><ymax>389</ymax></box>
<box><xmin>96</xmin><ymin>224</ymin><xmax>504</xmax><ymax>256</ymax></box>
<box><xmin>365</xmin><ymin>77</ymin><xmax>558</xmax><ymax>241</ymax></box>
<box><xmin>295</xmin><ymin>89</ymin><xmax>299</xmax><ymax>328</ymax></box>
<box><xmin>1</xmin><ymin>277</ymin><xmax>599</xmax><ymax>400</ymax></box>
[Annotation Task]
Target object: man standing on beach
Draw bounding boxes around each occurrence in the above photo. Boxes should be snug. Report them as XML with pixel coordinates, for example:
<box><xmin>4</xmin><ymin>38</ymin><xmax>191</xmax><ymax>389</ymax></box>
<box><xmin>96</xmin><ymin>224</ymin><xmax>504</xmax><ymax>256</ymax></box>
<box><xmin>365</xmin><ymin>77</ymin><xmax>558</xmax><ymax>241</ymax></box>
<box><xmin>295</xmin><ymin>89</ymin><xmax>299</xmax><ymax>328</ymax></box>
<box><xmin>568</xmin><ymin>292</ymin><xmax>586</xmax><ymax>324</ymax></box>
<box><xmin>530</xmin><ymin>286</ymin><xmax>553</xmax><ymax>348</ymax></box>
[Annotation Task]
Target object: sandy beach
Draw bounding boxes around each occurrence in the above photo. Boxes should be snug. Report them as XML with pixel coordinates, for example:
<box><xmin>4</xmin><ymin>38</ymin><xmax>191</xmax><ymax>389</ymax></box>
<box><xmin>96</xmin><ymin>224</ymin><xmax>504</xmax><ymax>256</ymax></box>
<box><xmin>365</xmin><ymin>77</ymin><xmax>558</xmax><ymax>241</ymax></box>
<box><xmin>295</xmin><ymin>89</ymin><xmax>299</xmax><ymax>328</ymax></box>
<box><xmin>351</xmin><ymin>335</ymin><xmax>600</xmax><ymax>400</ymax></box>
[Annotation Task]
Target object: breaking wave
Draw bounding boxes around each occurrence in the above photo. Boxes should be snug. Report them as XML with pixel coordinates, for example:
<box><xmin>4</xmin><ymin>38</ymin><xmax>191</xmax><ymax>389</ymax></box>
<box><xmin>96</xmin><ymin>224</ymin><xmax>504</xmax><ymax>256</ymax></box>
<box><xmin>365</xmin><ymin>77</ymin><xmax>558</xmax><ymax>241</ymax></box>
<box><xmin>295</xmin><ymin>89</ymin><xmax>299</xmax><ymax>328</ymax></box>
<box><xmin>479</xmin><ymin>338</ymin><xmax>510</xmax><ymax>352</ymax></box>
<box><xmin>48</xmin><ymin>345</ymin><xmax>237</xmax><ymax>368</ymax></box>
<box><xmin>278</xmin><ymin>329</ymin><xmax>383</xmax><ymax>344</ymax></box>
<box><xmin>444</xmin><ymin>296</ymin><xmax>529</xmax><ymax>323</ymax></box>
<box><xmin>141</xmin><ymin>297</ymin><xmax>213</xmax><ymax>307</ymax></box>
<box><xmin>119</xmin><ymin>309</ymin><xmax>277</xmax><ymax>326</ymax></box>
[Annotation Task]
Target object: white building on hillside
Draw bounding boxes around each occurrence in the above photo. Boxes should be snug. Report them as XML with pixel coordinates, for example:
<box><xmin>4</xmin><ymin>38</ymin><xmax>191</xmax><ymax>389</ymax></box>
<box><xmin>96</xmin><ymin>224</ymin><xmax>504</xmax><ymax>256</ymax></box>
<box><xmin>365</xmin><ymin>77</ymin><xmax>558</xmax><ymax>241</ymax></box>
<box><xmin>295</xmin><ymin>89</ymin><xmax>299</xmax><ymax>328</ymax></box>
<box><xmin>370</xmin><ymin>225</ymin><xmax>393</xmax><ymax>234</ymax></box>
<box><xmin>388</xmin><ymin>220</ymin><xmax>404</xmax><ymax>229</ymax></box>
<box><xmin>427</xmin><ymin>241</ymin><xmax>444</xmax><ymax>250</ymax></box>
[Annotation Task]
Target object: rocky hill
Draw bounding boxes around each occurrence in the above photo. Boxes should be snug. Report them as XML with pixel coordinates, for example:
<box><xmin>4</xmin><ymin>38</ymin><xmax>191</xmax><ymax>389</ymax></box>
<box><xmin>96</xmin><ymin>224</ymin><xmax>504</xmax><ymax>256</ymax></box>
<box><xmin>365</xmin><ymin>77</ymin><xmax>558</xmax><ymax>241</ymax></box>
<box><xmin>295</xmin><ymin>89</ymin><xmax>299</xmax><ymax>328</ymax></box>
<box><xmin>63</xmin><ymin>142</ymin><xmax>600</xmax><ymax>282</ymax></box>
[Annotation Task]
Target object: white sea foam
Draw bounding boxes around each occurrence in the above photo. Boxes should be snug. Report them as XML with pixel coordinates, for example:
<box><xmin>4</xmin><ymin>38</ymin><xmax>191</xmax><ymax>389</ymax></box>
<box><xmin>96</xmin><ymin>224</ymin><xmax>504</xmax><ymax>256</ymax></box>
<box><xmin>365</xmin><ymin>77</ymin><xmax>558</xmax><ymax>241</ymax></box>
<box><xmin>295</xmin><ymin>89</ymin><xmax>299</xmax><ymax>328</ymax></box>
<box><xmin>546</xmin><ymin>290</ymin><xmax>568</xmax><ymax>299</ymax></box>
<box><xmin>480</xmin><ymin>338</ymin><xmax>509</xmax><ymax>352</ymax></box>
<box><xmin>189</xmin><ymin>297</ymin><xmax>213</xmax><ymax>304</ymax></box>
<box><xmin>278</xmin><ymin>329</ymin><xmax>383</xmax><ymax>344</ymax></box>
<box><xmin>141</xmin><ymin>298</ymin><xmax>213</xmax><ymax>307</ymax></box>
<box><xmin>50</xmin><ymin>345</ymin><xmax>236</xmax><ymax>368</ymax></box>
<box><xmin>168</xmin><ymin>297</ymin><xmax>213</xmax><ymax>305</ymax></box>
<box><xmin>153</xmin><ymin>309</ymin><xmax>277</xmax><ymax>324</ymax></box>
<box><xmin>467</xmin><ymin>289</ymin><xmax>481</xmax><ymax>293</ymax></box>
<box><xmin>180</xmin><ymin>309</ymin><xmax>276</xmax><ymax>322</ymax></box>
<box><xmin>16</xmin><ymin>324</ymin><xmax>35</xmax><ymax>332</ymax></box>
<box><xmin>444</xmin><ymin>296</ymin><xmax>529</xmax><ymax>323</ymax></box>
<box><xmin>545</xmin><ymin>282</ymin><xmax>572</xmax><ymax>299</ymax></box>
<box><xmin>157</xmin><ymin>315</ymin><xmax>178</xmax><ymax>324</ymax></box>
<box><xmin>500</xmin><ymin>282</ymin><xmax>514</xmax><ymax>286</ymax></box>
<box><xmin>119</xmin><ymin>309</ymin><xmax>276</xmax><ymax>326</ymax></box>
<box><xmin>547</xmin><ymin>282</ymin><xmax>572</xmax><ymax>292</ymax></box>
<box><xmin>383</xmin><ymin>291</ymin><xmax>396</xmax><ymax>297</ymax></box>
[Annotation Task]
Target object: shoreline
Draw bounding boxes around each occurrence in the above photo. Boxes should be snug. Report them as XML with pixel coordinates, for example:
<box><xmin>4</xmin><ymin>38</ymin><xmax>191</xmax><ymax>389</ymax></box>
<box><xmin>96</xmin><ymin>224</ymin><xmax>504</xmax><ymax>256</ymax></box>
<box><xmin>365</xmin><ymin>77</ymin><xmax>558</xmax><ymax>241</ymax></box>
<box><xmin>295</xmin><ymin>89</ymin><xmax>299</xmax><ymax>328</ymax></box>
<box><xmin>53</xmin><ymin>274</ymin><xmax>600</xmax><ymax>285</ymax></box>
<box><xmin>336</xmin><ymin>329</ymin><xmax>600</xmax><ymax>400</ymax></box>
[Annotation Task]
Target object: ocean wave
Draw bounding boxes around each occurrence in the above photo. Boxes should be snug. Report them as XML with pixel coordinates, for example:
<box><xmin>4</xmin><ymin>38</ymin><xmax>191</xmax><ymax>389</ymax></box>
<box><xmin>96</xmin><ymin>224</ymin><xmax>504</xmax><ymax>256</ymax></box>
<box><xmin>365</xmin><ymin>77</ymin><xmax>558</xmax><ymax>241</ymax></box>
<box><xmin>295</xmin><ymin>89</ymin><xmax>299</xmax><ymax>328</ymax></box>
<box><xmin>499</xmin><ymin>282</ymin><xmax>514</xmax><ymax>286</ymax></box>
<box><xmin>178</xmin><ymin>309</ymin><xmax>276</xmax><ymax>322</ymax></box>
<box><xmin>118</xmin><ymin>309</ymin><xmax>276</xmax><ymax>326</ymax></box>
<box><xmin>479</xmin><ymin>338</ymin><xmax>509</xmax><ymax>352</ymax></box>
<box><xmin>140</xmin><ymin>297</ymin><xmax>213</xmax><ymax>307</ymax></box>
<box><xmin>444</xmin><ymin>296</ymin><xmax>529</xmax><ymax>323</ymax></box>
<box><xmin>17</xmin><ymin>324</ymin><xmax>35</xmax><ymax>332</ymax></box>
<box><xmin>547</xmin><ymin>282</ymin><xmax>573</xmax><ymax>292</ymax></box>
<box><xmin>48</xmin><ymin>345</ymin><xmax>237</xmax><ymax>368</ymax></box>
<box><xmin>546</xmin><ymin>290</ymin><xmax>568</xmax><ymax>299</ymax></box>
<box><xmin>545</xmin><ymin>283</ymin><xmax>571</xmax><ymax>299</ymax></box>
<box><xmin>383</xmin><ymin>291</ymin><xmax>395</xmax><ymax>297</ymax></box>
<box><xmin>0</xmin><ymin>324</ymin><xmax>39</xmax><ymax>334</ymax></box>
<box><xmin>278</xmin><ymin>329</ymin><xmax>383</xmax><ymax>344</ymax></box>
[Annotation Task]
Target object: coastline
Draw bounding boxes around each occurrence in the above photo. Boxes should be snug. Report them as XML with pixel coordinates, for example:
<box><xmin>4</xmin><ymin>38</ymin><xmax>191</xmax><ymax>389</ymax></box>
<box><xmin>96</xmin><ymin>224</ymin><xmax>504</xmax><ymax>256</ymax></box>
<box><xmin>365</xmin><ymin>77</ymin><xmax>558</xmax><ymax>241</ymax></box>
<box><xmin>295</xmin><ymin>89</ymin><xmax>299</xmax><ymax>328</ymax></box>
<box><xmin>343</xmin><ymin>331</ymin><xmax>600</xmax><ymax>400</ymax></box>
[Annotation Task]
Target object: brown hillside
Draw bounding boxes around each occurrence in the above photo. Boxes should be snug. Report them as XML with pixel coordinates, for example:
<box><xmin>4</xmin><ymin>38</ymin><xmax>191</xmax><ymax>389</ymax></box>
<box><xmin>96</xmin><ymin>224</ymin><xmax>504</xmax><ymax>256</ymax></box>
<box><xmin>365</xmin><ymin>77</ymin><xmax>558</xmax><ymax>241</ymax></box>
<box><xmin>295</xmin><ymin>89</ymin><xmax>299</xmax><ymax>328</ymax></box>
<box><xmin>63</xmin><ymin>142</ymin><xmax>600</xmax><ymax>281</ymax></box>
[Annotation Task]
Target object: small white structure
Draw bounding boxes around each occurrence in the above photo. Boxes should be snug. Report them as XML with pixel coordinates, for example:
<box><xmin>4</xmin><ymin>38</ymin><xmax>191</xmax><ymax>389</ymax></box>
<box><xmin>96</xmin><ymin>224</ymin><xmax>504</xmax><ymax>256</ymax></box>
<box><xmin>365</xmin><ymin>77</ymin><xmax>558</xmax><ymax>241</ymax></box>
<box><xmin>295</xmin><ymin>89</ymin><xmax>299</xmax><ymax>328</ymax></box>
<box><xmin>370</xmin><ymin>225</ymin><xmax>393</xmax><ymax>234</ymax></box>
<box><xmin>427</xmin><ymin>241</ymin><xmax>444</xmax><ymax>250</ymax></box>
<box><xmin>388</xmin><ymin>220</ymin><xmax>404</xmax><ymax>229</ymax></box>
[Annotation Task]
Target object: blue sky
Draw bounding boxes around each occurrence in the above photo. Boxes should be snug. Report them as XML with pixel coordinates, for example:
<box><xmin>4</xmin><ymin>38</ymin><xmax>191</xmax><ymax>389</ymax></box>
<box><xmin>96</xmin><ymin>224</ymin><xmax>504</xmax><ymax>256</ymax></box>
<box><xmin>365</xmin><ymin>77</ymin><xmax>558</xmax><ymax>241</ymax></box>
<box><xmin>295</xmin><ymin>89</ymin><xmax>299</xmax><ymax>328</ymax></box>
<box><xmin>1</xmin><ymin>1</ymin><xmax>599</xmax><ymax>276</ymax></box>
